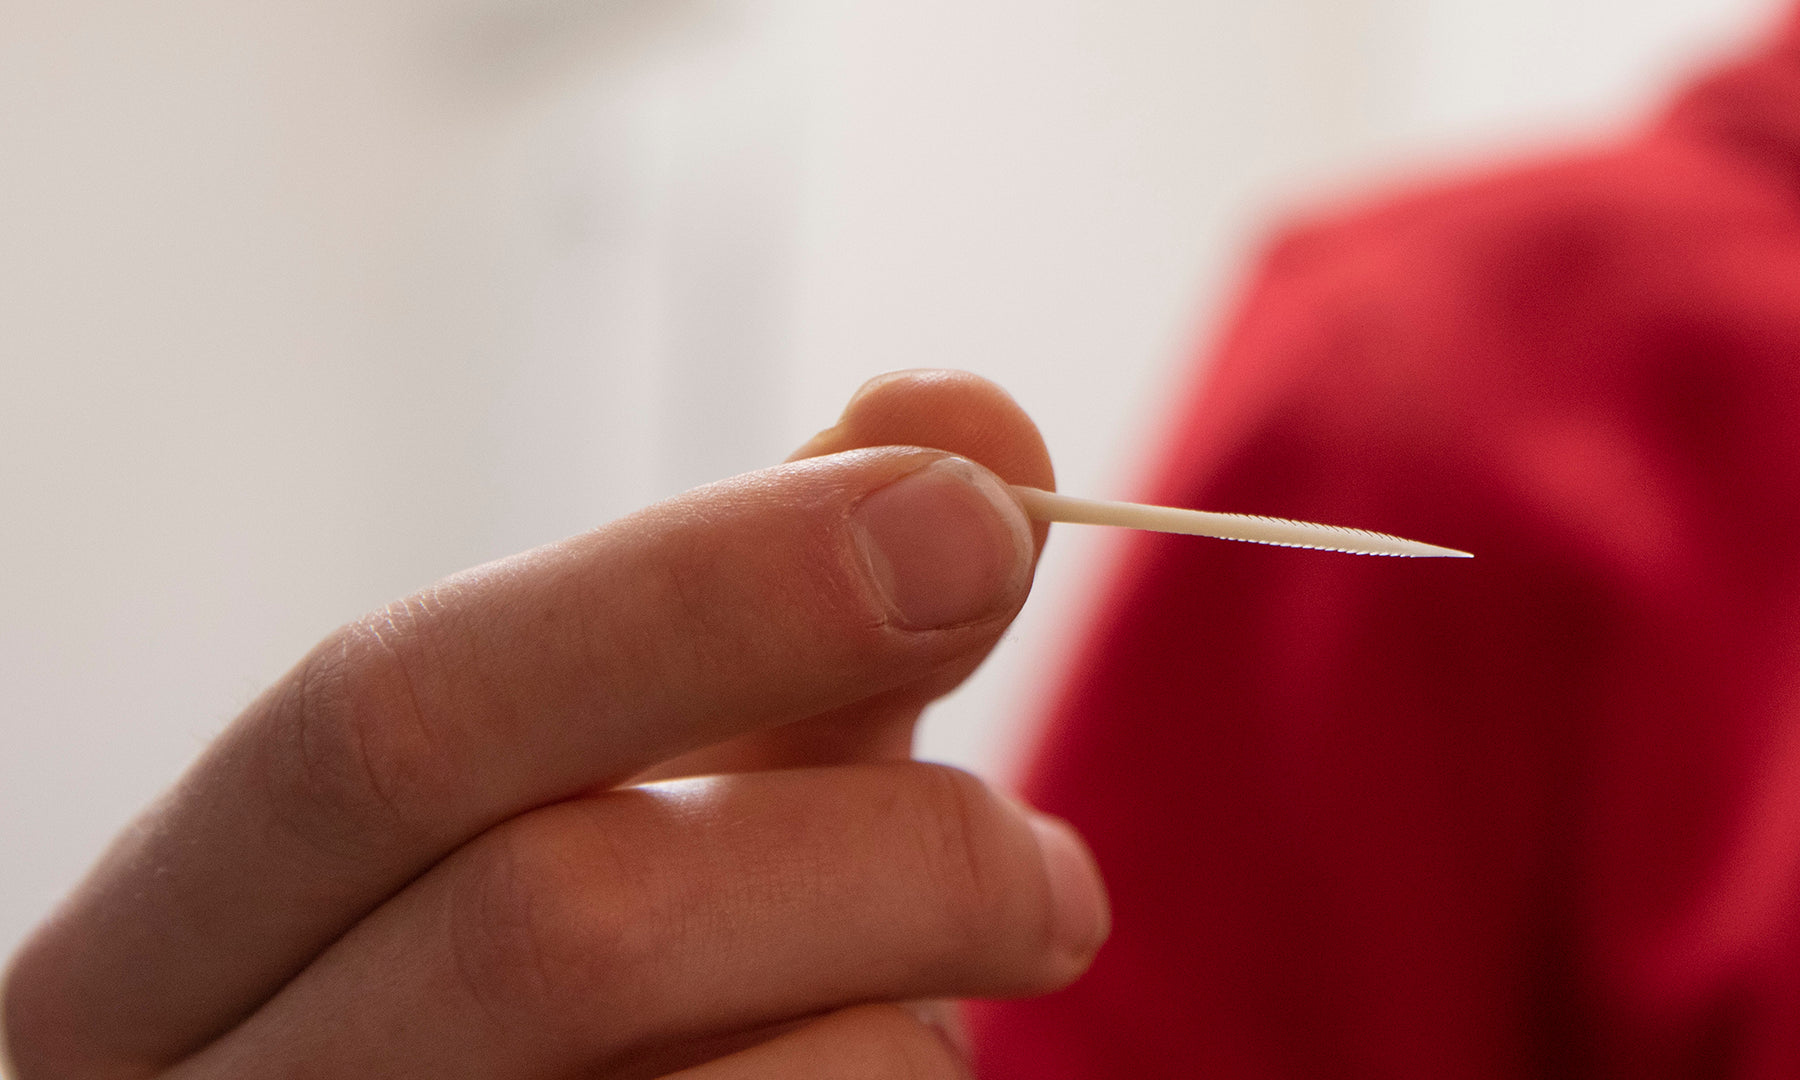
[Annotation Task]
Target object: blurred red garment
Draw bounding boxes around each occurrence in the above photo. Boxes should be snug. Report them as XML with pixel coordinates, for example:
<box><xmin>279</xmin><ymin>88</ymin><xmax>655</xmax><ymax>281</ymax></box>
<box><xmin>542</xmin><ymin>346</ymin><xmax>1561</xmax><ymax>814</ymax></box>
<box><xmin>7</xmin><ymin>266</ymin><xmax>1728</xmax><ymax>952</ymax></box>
<box><xmin>971</xmin><ymin>14</ymin><xmax>1800</xmax><ymax>1079</ymax></box>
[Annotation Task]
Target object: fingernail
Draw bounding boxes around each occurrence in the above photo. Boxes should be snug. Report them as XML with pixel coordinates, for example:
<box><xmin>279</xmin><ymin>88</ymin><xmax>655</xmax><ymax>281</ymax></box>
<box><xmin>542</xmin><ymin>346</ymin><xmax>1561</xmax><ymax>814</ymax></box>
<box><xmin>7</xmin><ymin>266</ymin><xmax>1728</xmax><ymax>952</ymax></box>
<box><xmin>851</xmin><ymin>457</ymin><xmax>1033</xmax><ymax>629</ymax></box>
<box><xmin>1027</xmin><ymin>812</ymin><xmax>1111</xmax><ymax>962</ymax></box>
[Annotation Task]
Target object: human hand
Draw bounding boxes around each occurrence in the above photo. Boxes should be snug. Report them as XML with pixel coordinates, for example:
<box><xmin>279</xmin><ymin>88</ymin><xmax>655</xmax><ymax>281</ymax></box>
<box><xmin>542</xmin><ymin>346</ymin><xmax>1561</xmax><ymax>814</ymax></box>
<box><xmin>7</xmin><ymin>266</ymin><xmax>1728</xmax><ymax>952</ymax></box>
<box><xmin>1</xmin><ymin>370</ymin><xmax>1109</xmax><ymax>1079</ymax></box>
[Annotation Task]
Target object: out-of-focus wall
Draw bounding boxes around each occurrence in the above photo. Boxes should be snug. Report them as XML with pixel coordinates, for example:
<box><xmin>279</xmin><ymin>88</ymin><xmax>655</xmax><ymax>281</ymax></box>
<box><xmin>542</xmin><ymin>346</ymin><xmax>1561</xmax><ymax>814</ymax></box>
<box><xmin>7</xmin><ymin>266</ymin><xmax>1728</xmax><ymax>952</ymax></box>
<box><xmin>0</xmin><ymin>0</ymin><xmax>1784</xmax><ymax>961</ymax></box>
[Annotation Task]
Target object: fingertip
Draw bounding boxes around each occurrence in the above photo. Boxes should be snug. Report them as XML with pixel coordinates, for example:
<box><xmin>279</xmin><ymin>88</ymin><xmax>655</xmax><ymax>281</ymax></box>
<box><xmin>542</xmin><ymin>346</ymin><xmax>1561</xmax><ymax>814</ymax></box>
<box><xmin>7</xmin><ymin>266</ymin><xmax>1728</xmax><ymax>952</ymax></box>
<box><xmin>795</xmin><ymin>371</ymin><xmax>1055</xmax><ymax>510</ymax></box>
<box><xmin>1024</xmin><ymin>812</ymin><xmax>1111</xmax><ymax>974</ymax></box>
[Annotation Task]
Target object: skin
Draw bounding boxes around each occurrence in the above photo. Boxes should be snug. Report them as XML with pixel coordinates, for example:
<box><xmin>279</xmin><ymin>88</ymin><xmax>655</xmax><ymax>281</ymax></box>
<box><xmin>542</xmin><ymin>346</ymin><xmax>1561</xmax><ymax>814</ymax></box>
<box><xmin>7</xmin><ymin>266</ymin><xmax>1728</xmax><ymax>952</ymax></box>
<box><xmin>1</xmin><ymin>370</ymin><xmax>1110</xmax><ymax>1080</ymax></box>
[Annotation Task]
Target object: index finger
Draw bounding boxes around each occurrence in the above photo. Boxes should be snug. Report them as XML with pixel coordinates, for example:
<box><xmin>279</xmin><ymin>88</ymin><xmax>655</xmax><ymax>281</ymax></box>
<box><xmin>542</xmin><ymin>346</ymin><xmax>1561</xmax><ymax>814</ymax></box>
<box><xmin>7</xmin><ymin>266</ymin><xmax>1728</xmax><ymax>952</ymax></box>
<box><xmin>643</xmin><ymin>368</ymin><xmax>1058</xmax><ymax>778</ymax></box>
<box><xmin>4</xmin><ymin>445</ymin><xmax>1037</xmax><ymax>1076</ymax></box>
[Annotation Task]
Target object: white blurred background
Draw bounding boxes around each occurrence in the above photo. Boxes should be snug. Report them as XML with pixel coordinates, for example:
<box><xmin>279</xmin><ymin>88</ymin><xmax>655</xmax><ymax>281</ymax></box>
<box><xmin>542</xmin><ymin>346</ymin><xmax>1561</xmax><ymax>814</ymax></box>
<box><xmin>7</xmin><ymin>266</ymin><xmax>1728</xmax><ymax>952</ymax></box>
<box><xmin>1</xmin><ymin>0</ymin><xmax>1786</xmax><ymax>961</ymax></box>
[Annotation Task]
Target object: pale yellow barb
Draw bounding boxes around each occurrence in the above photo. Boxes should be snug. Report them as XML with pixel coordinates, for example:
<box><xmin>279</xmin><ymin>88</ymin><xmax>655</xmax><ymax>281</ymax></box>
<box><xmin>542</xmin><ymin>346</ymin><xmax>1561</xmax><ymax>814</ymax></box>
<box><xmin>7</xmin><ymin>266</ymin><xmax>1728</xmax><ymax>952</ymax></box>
<box><xmin>1009</xmin><ymin>486</ymin><xmax>1473</xmax><ymax>559</ymax></box>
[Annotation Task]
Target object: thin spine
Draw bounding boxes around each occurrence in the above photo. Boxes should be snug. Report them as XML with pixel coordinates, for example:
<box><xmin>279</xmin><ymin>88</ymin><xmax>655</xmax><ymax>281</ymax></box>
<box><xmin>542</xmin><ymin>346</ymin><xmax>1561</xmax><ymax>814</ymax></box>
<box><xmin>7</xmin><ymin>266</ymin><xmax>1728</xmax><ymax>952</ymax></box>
<box><xmin>1008</xmin><ymin>486</ymin><xmax>1472</xmax><ymax>559</ymax></box>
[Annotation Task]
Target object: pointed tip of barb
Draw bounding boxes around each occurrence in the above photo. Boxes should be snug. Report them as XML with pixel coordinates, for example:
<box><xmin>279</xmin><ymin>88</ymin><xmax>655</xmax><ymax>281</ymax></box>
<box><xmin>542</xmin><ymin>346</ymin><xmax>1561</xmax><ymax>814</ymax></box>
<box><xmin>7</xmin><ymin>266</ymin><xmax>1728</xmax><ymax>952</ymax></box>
<box><xmin>1328</xmin><ymin>533</ymin><xmax>1473</xmax><ymax>559</ymax></box>
<box><xmin>1412</xmin><ymin>545</ymin><xmax>1474</xmax><ymax>559</ymax></box>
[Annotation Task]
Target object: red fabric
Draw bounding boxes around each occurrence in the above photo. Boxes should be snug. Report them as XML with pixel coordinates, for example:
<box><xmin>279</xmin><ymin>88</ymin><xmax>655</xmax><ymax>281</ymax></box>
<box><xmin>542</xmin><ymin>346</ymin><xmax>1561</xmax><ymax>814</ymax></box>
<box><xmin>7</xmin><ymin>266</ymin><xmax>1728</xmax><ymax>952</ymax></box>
<box><xmin>971</xmin><ymin>19</ymin><xmax>1800</xmax><ymax>1079</ymax></box>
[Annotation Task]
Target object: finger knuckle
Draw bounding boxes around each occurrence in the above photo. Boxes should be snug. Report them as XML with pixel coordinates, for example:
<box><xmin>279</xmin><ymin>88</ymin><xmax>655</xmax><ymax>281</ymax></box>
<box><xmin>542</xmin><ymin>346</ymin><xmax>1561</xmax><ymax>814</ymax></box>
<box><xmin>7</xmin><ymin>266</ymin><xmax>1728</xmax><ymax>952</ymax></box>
<box><xmin>898</xmin><ymin>765</ymin><xmax>1036</xmax><ymax>954</ymax></box>
<box><xmin>448</xmin><ymin>824</ymin><xmax>591</xmax><ymax>1027</ymax></box>
<box><xmin>446</xmin><ymin>814</ymin><xmax>654</xmax><ymax>1029</ymax></box>
<box><xmin>265</xmin><ymin>604</ymin><xmax>457</xmax><ymax>854</ymax></box>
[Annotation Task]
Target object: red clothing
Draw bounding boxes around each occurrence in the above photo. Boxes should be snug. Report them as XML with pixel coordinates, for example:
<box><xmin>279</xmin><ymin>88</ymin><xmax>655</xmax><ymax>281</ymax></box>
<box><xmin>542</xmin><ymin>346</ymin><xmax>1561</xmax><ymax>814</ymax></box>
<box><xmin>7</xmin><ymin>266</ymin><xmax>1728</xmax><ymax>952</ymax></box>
<box><xmin>973</xmin><ymin>18</ymin><xmax>1800</xmax><ymax>1078</ymax></box>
